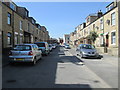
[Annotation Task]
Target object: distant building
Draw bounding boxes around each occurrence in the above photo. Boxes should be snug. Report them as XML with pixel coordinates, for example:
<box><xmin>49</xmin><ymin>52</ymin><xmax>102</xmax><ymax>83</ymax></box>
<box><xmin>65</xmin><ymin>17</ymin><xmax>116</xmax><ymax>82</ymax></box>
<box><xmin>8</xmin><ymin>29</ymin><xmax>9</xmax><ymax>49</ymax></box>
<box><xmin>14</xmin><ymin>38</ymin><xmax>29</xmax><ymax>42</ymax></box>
<box><xmin>49</xmin><ymin>38</ymin><xmax>58</xmax><ymax>44</ymax></box>
<box><xmin>63</xmin><ymin>34</ymin><xmax>70</xmax><ymax>45</ymax></box>
<box><xmin>58</xmin><ymin>38</ymin><xmax>63</xmax><ymax>44</ymax></box>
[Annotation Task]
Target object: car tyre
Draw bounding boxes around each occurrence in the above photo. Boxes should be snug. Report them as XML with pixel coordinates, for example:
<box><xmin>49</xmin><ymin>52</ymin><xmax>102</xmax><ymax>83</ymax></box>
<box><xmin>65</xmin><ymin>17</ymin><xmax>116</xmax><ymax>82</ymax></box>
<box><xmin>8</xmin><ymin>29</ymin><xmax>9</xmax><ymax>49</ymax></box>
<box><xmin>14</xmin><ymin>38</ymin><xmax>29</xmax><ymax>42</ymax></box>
<box><xmin>9</xmin><ymin>62</ymin><xmax>16</xmax><ymax>65</ymax></box>
<box><xmin>39</xmin><ymin>55</ymin><xmax>42</xmax><ymax>60</ymax></box>
<box><xmin>33</xmin><ymin>60</ymin><xmax>36</xmax><ymax>65</ymax></box>
<box><xmin>45</xmin><ymin>53</ymin><xmax>48</xmax><ymax>56</ymax></box>
<box><xmin>32</xmin><ymin>57</ymin><xmax>36</xmax><ymax>65</ymax></box>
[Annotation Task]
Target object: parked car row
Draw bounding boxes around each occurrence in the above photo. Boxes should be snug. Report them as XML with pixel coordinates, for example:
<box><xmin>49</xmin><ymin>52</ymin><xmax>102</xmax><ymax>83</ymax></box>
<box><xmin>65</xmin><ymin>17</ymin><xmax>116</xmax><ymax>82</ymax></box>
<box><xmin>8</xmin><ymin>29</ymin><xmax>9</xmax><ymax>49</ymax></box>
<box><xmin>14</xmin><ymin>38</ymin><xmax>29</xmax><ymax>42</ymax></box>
<box><xmin>9</xmin><ymin>42</ymin><xmax>57</xmax><ymax>65</ymax></box>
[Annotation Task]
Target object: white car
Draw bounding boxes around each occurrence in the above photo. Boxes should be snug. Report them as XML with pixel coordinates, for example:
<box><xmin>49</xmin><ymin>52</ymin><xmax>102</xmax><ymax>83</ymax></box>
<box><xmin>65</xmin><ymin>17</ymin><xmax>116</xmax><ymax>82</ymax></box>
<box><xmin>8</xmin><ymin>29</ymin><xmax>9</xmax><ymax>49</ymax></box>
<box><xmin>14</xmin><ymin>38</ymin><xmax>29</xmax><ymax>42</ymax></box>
<box><xmin>49</xmin><ymin>44</ymin><xmax>53</xmax><ymax>51</ymax></box>
<box><xmin>52</xmin><ymin>44</ymin><xmax>56</xmax><ymax>49</ymax></box>
<box><xmin>9</xmin><ymin>44</ymin><xmax>42</xmax><ymax>65</ymax></box>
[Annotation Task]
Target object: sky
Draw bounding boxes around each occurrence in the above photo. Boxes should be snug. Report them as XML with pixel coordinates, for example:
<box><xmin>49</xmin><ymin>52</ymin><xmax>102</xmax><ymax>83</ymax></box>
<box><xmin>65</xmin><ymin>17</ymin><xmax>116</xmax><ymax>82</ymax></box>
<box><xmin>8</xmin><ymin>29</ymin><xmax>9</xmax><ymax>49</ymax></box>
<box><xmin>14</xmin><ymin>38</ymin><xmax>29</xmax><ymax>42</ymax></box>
<box><xmin>15</xmin><ymin>2</ymin><xmax>110</xmax><ymax>39</ymax></box>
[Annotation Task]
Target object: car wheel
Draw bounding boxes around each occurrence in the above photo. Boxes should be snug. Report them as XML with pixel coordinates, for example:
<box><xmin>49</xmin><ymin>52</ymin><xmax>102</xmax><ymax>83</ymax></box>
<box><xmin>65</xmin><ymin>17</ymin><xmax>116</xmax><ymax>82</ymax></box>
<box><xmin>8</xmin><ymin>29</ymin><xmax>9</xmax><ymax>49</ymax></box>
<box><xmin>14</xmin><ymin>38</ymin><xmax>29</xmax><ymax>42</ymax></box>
<box><xmin>39</xmin><ymin>55</ymin><xmax>42</xmax><ymax>60</ymax></box>
<box><xmin>48</xmin><ymin>51</ymin><xmax>50</xmax><ymax>54</ymax></box>
<box><xmin>32</xmin><ymin>57</ymin><xmax>36</xmax><ymax>65</ymax></box>
<box><xmin>76</xmin><ymin>53</ymin><xmax>79</xmax><ymax>56</ymax></box>
<box><xmin>45</xmin><ymin>53</ymin><xmax>48</xmax><ymax>56</ymax></box>
<box><xmin>9</xmin><ymin>62</ymin><xmax>16</xmax><ymax>65</ymax></box>
<box><xmin>33</xmin><ymin>60</ymin><xmax>36</xmax><ymax>65</ymax></box>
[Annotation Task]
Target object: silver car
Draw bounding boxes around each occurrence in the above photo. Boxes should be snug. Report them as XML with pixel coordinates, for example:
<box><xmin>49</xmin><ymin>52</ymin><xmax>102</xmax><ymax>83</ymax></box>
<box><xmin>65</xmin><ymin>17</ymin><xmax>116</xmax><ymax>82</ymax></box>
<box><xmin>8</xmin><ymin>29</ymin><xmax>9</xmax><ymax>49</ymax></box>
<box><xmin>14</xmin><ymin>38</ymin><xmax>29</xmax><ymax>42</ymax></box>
<box><xmin>65</xmin><ymin>44</ymin><xmax>71</xmax><ymax>49</ymax></box>
<box><xmin>76</xmin><ymin>44</ymin><xmax>99</xmax><ymax>58</ymax></box>
<box><xmin>9</xmin><ymin>44</ymin><xmax>42</xmax><ymax>65</ymax></box>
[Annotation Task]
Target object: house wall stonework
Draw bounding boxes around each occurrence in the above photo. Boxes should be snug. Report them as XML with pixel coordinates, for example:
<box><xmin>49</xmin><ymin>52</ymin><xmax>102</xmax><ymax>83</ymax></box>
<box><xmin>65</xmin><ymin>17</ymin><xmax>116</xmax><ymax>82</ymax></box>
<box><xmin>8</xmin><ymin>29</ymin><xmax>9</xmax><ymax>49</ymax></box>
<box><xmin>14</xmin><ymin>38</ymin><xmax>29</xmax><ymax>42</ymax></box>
<box><xmin>70</xmin><ymin>1</ymin><xmax>119</xmax><ymax>56</ymax></box>
<box><xmin>0</xmin><ymin>1</ymin><xmax>2</xmax><ymax>63</ymax></box>
<box><xmin>2</xmin><ymin>2</ymin><xmax>50</xmax><ymax>50</ymax></box>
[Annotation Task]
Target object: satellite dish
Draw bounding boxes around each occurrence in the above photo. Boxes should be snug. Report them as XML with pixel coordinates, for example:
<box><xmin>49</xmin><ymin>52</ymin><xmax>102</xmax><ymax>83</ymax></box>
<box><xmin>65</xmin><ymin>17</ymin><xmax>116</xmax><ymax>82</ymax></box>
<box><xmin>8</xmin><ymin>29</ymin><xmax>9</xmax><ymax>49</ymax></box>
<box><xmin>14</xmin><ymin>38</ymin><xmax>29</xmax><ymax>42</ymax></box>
<box><xmin>96</xmin><ymin>26</ymin><xmax>99</xmax><ymax>29</ymax></box>
<box><xmin>106</xmin><ymin>19</ymin><xmax>110</xmax><ymax>25</ymax></box>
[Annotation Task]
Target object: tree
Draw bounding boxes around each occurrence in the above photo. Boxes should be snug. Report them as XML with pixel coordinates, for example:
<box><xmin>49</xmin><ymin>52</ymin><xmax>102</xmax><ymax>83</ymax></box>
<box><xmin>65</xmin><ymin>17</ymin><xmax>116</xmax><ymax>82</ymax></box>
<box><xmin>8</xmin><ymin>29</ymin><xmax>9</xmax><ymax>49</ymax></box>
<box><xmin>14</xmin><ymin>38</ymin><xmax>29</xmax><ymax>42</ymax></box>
<box><xmin>87</xmin><ymin>31</ymin><xmax>98</xmax><ymax>44</ymax></box>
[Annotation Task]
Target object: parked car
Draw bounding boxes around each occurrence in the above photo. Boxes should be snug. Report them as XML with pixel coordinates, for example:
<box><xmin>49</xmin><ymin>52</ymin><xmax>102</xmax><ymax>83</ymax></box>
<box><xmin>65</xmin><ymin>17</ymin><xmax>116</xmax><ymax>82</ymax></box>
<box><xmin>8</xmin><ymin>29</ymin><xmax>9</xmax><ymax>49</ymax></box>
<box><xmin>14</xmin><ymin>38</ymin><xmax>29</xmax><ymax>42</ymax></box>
<box><xmin>76</xmin><ymin>44</ymin><xmax>99</xmax><ymax>58</ymax></box>
<box><xmin>34</xmin><ymin>42</ymin><xmax>50</xmax><ymax>55</ymax></box>
<box><xmin>49</xmin><ymin>44</ymin><xmax>53</xmax><ymax>51</ymax></box>
<box><xmin>9</xmin><ymin>44</ymin><xmax>42</xmax><ymax>65</ymax></box>
<box><xmin>63</xmin><ymin>43</ymin><xmax>67</xmax><ymax>47</ymax></box>
<box><xmin>64</xmin><ymin>44</ymin><xmax>71</xmax><ymax>49</ymax></box>
<box><xmin>52</xmin><ymin>44</ymin><xmax>56</xmax><ymax>49</ymax></box>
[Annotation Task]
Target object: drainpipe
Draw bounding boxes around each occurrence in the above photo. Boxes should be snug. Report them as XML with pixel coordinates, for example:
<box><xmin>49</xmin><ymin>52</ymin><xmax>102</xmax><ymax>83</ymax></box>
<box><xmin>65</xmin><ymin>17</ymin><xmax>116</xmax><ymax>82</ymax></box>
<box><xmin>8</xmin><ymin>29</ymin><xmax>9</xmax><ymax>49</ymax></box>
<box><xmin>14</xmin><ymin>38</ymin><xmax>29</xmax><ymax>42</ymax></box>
<box><xmin>118</xmin><ymin>1</ymin><xmax>120</xmax><ymax>57</ymax></box>
<box><xmin>12</xmin><ymin>10</ymin><xmax>14</xmax><ymax>47</ymax></box>
<box><xmin>103</xmin><ymin>14</ymin><xmax>106</xmax><ymax>53</ymax></box>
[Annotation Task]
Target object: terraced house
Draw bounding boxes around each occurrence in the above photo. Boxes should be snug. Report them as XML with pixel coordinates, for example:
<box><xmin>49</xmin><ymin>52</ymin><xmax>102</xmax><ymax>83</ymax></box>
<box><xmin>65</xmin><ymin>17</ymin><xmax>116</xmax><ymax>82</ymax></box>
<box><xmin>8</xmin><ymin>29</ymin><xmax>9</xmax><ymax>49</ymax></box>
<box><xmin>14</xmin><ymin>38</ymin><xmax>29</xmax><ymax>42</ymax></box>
<box><xmin>70</xmin><ymin>0</ymin><xmax>120</xmax><ymax>56</ymax></box>
<box><xmin>1</xmin><ymin>1</ymin><xmax>50</xmax><ymax>53</ymax></box>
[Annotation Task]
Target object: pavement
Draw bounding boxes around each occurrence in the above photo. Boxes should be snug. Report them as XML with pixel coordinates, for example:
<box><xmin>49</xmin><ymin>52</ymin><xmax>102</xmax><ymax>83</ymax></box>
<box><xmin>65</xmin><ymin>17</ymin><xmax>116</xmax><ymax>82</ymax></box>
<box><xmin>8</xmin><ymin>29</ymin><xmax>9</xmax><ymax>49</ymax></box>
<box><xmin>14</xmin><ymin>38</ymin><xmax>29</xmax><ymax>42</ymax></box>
<box><xmin>69</xmin><ymin>47</ymin><xmax>118</xmax><ymax>67</ymax></box>
<box><xmin>67</xmin><ymin>47</ymin><xmax>118</xmax><ymax>88</ymax></box>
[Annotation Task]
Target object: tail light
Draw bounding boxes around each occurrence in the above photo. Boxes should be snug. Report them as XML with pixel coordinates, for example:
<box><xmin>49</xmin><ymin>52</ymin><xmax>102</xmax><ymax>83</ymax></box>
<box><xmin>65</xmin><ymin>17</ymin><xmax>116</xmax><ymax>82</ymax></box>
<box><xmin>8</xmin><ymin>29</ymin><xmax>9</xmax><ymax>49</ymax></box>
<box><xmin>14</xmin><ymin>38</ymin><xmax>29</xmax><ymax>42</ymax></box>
<box><xmin>9</xmin><ymin>51</ymin><xmax>12</xmax><ymax>55</ymax></box>
<box><xmin>28</xmin><ymin>51</ymin><xmax>33</xmax><ymax>55</ymax></box>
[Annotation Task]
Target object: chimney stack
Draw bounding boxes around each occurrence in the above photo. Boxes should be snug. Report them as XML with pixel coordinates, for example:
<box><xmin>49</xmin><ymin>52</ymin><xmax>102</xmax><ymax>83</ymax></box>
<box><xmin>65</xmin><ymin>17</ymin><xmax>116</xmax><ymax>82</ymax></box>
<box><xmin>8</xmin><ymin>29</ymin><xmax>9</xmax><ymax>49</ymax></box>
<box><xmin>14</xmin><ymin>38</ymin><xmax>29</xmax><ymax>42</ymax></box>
<box><xmin>98</xmin><ymin>10</ymin><xmax>103</xmax><ymax>18</ymax></box>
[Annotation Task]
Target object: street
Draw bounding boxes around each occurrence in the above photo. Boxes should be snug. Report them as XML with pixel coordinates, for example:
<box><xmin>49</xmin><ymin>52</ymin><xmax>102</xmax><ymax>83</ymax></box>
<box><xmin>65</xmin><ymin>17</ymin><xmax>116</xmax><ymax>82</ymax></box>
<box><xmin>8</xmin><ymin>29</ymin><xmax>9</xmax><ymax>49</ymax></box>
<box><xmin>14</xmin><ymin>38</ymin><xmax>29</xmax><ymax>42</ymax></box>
<box><xmin>2</xmin><ymin>47</ymin><xmax>118</xmax><ymax>89</ymax></box>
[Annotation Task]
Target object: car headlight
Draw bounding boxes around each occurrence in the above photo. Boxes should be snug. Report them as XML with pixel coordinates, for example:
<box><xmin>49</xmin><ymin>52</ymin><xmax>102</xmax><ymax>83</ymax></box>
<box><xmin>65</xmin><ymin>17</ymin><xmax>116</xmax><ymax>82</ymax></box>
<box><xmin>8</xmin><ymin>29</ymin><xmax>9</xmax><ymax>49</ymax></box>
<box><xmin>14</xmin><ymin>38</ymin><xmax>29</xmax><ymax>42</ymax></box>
<box><xmin>95</xmin><ymin>51</ymin><xmax>99</xmax><ymax>54</ymax></box>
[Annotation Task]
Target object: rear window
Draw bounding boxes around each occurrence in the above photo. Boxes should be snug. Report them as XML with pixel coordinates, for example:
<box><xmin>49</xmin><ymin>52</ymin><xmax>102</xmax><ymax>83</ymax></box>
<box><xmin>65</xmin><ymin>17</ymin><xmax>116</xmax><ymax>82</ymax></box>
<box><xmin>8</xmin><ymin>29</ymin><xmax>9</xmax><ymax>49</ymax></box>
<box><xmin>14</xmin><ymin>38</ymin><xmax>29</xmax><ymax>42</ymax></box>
<box><xmin>13</xmin><ymin>45</ymin><xmax>31</xmax><ymax>51</ymax></box>
<box><xmin>35</xmin><ymin>43</ymin><xmax>45</xmax><ymax>47</ymax></box>
<box><xmin>66</xmin><ymin>45</ymin><xmax>69</xmax><ymax>46</ymax></box>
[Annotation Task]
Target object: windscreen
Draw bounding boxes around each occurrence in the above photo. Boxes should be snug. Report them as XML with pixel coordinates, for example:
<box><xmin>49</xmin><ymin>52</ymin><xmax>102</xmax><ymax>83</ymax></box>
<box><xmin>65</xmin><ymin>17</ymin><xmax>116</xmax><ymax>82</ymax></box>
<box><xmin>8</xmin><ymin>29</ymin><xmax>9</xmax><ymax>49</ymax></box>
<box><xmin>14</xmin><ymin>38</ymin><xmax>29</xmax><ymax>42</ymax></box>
<box><xmin>35</xmin><ymin>43</ymin><xmax>45</xmax><ymax>47</ymax></box>
<box><xmin>81</xmin><ymin>45</ymin><xmax>94</xmax><ymax>49</ymax></box>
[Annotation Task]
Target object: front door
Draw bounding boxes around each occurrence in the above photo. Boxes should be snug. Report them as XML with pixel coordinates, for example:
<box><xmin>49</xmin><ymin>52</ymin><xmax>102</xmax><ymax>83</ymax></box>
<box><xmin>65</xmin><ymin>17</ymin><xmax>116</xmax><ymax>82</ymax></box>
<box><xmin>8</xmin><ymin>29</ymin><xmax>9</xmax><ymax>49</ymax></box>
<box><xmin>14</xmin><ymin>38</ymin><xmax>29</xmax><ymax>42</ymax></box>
<box><xmin>104</xmin><ymin>34</ymin><xmax>109</xmax><ymax>53</ymax></box>
<box><xmin>106</xmin><ymin>34</ymin><xmax>109</xmax><ymax>47</ymax></box>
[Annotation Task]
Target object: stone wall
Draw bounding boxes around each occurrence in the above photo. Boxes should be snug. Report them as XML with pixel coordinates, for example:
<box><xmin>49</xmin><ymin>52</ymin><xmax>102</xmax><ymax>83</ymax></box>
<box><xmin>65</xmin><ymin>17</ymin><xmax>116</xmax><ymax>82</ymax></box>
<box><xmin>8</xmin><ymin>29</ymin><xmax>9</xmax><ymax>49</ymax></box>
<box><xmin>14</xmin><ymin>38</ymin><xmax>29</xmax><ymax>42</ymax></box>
<box><xmin>96</xmin><ymin>47</ymin><xmax>118</xmax><ymax>56</ymax></box>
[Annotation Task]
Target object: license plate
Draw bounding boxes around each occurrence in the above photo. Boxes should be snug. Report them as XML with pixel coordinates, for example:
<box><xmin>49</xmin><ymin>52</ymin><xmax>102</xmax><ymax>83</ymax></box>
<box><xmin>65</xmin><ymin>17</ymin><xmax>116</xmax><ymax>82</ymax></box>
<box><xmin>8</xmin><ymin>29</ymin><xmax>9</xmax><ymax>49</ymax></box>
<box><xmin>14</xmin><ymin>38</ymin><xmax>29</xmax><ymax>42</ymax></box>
<box><xmin>16</xmin><ymin>58</ymin><xmax>24</xmax><ymax>60</ymax></box>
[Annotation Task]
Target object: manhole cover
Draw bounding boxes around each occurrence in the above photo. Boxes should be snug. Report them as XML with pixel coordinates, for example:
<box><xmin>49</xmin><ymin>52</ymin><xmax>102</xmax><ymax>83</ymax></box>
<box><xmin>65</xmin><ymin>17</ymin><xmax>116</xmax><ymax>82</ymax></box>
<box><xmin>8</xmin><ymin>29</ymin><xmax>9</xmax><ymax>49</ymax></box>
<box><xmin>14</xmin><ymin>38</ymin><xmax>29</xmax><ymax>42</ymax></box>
<box><xmin>58</xmin><ymin>53</ymin><xmax>65</xmax><ymax>55</ymax></box>
<box><xmin>59</xmin><ymin>66</ymin><xmax>65</xmax><ymax>68</ymax></box>
<box><xmin>7</xmin><ymin>80</ymin><xmax>16</xmax><ymax>83</ymax></box>
<box><xmin>58</xmin><ymin>61</ymin><xmax>64</xmax><ymax>63</ymax></box>
<box><xmin>94</xmin><ymin>80</ymin><xmax>100</xmax><ymax>83</ymax></box>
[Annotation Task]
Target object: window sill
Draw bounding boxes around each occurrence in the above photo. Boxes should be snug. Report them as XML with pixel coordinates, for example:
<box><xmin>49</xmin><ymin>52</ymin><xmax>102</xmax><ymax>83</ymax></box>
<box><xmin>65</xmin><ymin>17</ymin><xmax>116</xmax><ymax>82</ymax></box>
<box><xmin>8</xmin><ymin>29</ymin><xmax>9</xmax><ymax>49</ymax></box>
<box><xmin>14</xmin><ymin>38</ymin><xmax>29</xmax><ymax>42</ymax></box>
<box><xmin>111</xmin><ymin>43</ymin><xmax>116</xmax><ymax>46</ymax></box>
<box><xmin>7</xmin><ymin>45</ymin><xmax>12</xmax><ymax>47</ymax></box>
<box><xmin>111</xmin><ymin>24</ymin><xmax>115</xmax><ymax>27</ymax></box>
<box><xmin>20</xmin><ymin>29</ymin><xmax>23</xmax><ymax>31</ymax></box>
<box><xmin>7</xmin><ymin>24</ymin><xmax>11</xmax><ymax>26</ymax></box>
